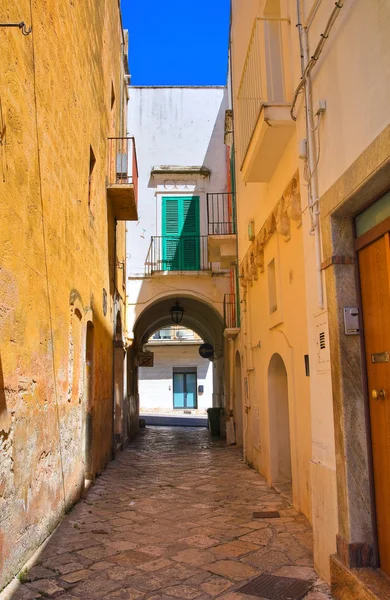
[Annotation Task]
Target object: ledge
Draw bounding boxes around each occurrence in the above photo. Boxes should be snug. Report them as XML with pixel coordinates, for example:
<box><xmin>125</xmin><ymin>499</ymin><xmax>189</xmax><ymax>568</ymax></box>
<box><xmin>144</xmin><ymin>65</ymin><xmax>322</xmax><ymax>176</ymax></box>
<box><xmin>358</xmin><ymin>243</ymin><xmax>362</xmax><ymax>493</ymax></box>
<box><xmin>151</xmin><ymin>165</ymin><xmax>211</xmax><ymax>177</ymax></box>
<box><xmin>224</xmin><ymin>327</ymin><xmax>240</xmax><ymax>339</ymax></box>
<box><xmin>331</xmin><ymin>555</ymin><xmax>390</xmax><ymax>600</ymax></box>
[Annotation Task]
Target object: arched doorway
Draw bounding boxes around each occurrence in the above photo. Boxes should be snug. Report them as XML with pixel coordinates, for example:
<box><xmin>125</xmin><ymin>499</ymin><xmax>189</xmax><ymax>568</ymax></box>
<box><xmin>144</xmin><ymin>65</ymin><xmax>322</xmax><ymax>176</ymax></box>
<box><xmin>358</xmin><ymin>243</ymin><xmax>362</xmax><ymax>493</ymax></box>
<box><xmin>234</xmin><ymin>351</ymin><xmax>243</xmax><ymax>447</ymax></box>
<box><xmin>268</xmin><ymin>353</ymin><xmax>292</xmax><ymax>486</ymax></box>
<box><xmin>84</xmin><ymin>321</ymin><xmax>94</xmax><ymax>480</ymax></box>
<box><xmin>114</xmin><ymin>311</ymin><xmax>125</xmax><ymax>445</ymax></box>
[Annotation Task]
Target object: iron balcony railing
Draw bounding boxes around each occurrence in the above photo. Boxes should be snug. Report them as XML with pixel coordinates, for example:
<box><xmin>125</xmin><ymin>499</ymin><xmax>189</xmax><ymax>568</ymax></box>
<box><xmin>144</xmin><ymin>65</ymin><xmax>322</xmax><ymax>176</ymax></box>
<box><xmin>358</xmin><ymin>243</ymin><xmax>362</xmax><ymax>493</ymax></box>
<box><xmin>207</xmin><ymin>192</ymin><xmax>236</xmax><ymax>235</ymax></box>
<box><xmin>145</xmin><ymin>236</ymin><xmax>210</xmax><ymax>275</ymax></box>
<box><xmin>237</xmin><ymin>17</ymin><xmax>292</xmax><ymax>166</ymax></box>
<box><xmin>224</xmin><ymin>293</ymin><xmax>239</xmax><ymax>329</ymax></box>
<box><xmin>107</xmin><ymin>136</ymin><xmax>139</xmax><ymax>195</ymax></box>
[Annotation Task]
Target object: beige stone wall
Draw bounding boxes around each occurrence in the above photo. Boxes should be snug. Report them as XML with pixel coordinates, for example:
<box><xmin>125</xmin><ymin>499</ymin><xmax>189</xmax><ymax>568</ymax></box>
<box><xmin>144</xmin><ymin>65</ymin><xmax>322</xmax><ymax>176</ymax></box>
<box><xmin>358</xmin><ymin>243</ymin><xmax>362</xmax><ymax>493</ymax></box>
<box><xmin>231</xmin><ymin>0</ymin><xmax>390</xmax><ymax>585</ymax></box>
<box><xmin>0</xmin><ymin>0</ymin><xmax>128</xmax><ymax>587</ymax></box>
<box><xmin>231</xmin><ymin>0</ymin><xmax>312</xmax><ymax>522</ymax></box>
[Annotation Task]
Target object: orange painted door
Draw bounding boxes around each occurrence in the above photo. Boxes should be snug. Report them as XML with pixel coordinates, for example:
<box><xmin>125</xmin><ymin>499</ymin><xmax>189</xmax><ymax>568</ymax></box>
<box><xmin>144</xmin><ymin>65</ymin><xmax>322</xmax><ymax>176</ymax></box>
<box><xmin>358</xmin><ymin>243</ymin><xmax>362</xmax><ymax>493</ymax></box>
<box><xmin>359</xmin><ymin>233</ymin><xmax>390</xmax><ymax>575</ymax></box>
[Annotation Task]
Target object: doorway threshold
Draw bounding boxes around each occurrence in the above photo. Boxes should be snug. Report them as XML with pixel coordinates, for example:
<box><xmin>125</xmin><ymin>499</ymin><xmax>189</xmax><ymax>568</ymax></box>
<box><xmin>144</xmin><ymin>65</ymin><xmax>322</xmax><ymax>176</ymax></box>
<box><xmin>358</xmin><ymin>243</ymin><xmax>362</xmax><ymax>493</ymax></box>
<box><xmin>331</xmin><ymin>555</ymin><xmax>390</xmax><ymax>600</ymax></box>
<box><xmin>140</xmin><ymin>413</ymin><xmax>208</xmax><ymax>428</ymax></box>
<box><xmin>273</xmin><ymin>481</ymin><xmax>293</xmax><ymax>505</ymax></box>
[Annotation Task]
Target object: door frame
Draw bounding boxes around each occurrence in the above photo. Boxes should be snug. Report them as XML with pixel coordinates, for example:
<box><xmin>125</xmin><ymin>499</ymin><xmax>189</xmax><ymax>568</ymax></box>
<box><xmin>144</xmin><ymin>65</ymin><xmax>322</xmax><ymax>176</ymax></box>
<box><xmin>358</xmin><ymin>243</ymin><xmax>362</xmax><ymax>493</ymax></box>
<box><xmin>354</xmin><ymin>214</ymin><xmax>390</xmax><ymax>570</ymax></box>
<box><xmin>319</xmin><ymin>128</ymin><xmax>390</xmax><ymax>573</ymax></box>
<box><xmin>172</xmin><ymin>368</ymin><xmax>198</xmax><ymax>409</ymax></box>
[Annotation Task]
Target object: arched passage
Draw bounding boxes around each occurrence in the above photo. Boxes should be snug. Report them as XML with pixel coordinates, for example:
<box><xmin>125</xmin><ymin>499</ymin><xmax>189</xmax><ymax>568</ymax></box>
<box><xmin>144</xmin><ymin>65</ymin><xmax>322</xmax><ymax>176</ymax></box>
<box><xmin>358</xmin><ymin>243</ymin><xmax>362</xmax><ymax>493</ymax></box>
<box><xmin>234</xmin><ymin>351</ymin><xmax>243</xmax><ymax>447</ymax></box>
<box><xmin>129</xmin><ymin>294</ymin><xmax>226</xmax><ymax>428</ymax></box>
<box><xmin>268</xmin><ymin>353</ymin><xmax>292</xmax><ymax>485</ymax></box>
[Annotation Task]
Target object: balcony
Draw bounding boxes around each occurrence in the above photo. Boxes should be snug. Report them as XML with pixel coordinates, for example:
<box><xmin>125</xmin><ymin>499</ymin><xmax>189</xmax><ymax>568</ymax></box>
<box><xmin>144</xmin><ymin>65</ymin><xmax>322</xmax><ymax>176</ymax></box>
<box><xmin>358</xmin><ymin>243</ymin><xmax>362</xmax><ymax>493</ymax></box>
<box><xmin>149</xmin><ymin>327</ymin><xmax>202</xmax><ymax>343</ymax></box>
<box><xmin>107</xmin><ymin>137</ymin><xmax>138</xmax><ymax>220</ymax></box>
<box><xmin>237</xmin><ymin>18</ymin><xmax>294</xmax><ymax>182</ymax></box>
<box><xmin>207</xmin><ymin>192</ymin><xmax>237</xmax><ymax>269</ymax></box>
<box><xmin>145</xmin><ymin>236</ymin><xmax>210</xmax><ymax>275</ymax></box>
<box><xmin>223</xmin><ymin>294</ymin><xmax>240</xmax><ymax>338</ymax></box>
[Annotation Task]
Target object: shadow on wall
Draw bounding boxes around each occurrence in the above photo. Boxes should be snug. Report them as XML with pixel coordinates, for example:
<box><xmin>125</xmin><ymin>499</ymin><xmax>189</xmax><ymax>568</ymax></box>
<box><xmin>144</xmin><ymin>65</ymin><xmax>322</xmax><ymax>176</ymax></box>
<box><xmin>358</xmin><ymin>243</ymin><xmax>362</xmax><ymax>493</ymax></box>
<box><xmin>0</xmin><ymin>352</ymin><xmax>9</xmax><ymax>431</ymax></box>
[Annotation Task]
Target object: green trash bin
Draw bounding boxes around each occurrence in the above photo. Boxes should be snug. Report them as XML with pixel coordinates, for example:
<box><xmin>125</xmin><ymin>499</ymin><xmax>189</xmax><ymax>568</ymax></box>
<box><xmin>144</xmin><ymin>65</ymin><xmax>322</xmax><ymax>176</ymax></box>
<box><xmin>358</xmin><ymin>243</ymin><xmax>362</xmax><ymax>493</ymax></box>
<box><xmin>207</xmin><ymin>407</ymin><xmax>222</xmax><ymax>436</ymax></box>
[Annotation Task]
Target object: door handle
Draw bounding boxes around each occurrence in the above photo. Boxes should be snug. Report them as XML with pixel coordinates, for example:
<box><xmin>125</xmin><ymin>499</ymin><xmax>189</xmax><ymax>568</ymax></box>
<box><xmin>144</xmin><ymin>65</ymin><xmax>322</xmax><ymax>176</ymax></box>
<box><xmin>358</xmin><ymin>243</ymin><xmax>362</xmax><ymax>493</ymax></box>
<box><xmin>372</xmin><ymin>388</ymin><xmax>386</xmax><ymax>400</ymax></box>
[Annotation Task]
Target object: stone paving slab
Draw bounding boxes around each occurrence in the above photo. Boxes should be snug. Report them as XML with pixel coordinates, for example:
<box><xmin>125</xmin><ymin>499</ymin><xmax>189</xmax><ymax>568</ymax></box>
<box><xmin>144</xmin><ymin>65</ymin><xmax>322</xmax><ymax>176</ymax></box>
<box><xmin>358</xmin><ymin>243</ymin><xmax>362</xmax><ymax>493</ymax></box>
<box><xmin>4</xmin><ymin>427</ymin><xmax>334</xmax><ymax>600</ymax></box>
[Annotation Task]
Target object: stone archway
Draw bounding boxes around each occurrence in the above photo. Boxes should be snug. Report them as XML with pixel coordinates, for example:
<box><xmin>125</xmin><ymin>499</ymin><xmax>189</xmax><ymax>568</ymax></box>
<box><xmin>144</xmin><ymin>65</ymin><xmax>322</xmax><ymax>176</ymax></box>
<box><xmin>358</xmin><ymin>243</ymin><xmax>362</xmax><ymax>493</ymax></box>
<box><xmin>268</xmin><ymin>353</ymin><xmax>292</xmax><ymax>486</ymax></box>
<box><xmin>129</xmin><ymin>294</ymin><xmax>226</xmax><ymax>429</ymax></box>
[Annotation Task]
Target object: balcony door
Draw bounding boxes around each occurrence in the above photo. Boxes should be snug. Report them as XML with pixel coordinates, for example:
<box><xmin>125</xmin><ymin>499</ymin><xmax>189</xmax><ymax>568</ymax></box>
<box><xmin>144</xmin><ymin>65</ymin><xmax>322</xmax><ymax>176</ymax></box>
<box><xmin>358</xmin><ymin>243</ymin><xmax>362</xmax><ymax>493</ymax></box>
<box><xmin>173</xmin><ymin>370</ymin><xmax>197</xmax><ymax>409</ymax></box>
<box><xmin>162</xmin><ymin>196</ymin><xmax>200</xmax><ymax>271</ymax></box>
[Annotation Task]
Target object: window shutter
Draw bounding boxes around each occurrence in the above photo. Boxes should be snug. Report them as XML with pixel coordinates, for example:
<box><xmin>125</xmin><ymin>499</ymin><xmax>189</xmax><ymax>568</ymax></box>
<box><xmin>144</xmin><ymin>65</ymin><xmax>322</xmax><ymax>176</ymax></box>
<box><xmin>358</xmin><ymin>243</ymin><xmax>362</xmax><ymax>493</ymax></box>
<box><xmin>162</xmin><ymin>196</ymin><xmax>200</xmax><ymax>271</ymax></box>
<box><xmin>164</xmin><ymin>237</ymin><xmax>180</xmax><ymax>271</ymax></box>
<box><xmin>163</xmin><ymin>197</ymin><xmax>180</xmax><ymax>236</ymax></box>
<box><xmin>181</xmin><ymin>197</ymin><xmax>199</xmax><ymax>236</ymax></box>
<box><xmin>181</xmin><ymin>236</ymin><xmax>200</xmax><ymax>270</ymax></box>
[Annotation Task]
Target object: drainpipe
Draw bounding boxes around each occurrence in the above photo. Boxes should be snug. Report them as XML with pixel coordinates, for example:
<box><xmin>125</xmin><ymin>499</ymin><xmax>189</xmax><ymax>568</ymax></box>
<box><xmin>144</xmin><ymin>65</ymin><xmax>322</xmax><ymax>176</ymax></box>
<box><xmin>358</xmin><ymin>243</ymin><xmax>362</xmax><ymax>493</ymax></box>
<box><xmin>296</xmin><ymin>0</ymin><xmax>323</xmax><ymax>310</ymax></box>
<box><xmin>295</xmin><ymin>0</ymin><xmax>344</xmax><ymax>310</ymax></box>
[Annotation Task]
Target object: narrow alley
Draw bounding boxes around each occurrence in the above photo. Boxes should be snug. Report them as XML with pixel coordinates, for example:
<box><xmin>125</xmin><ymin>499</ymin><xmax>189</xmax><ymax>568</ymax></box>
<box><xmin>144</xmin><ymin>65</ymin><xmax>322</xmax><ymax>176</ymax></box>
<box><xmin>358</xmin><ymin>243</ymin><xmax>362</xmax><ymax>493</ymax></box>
<box><xmin>6</xmin><ymin>427</ymin><xmax>333</xmax><ymax>600</ymax></box>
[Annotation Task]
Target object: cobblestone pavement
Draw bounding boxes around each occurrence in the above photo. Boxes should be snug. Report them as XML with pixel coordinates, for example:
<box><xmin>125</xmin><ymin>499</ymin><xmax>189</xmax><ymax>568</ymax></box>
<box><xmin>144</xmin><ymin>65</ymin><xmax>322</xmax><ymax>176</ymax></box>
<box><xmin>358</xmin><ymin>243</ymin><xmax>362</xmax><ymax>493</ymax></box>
<box><xmin>7</xmin><ymin>427</ymin><xmax>334</xmax><ymax>600</ymax></box>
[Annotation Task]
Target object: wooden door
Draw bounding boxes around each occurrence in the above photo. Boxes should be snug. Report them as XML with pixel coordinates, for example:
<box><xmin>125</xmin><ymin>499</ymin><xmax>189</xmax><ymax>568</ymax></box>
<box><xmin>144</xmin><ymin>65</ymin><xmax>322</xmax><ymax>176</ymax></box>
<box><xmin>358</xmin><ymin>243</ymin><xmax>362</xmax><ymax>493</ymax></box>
<box><xmin>358</xmin><ymin>232</ymin><xmax>390</xmax><ymax>575</ymax></box>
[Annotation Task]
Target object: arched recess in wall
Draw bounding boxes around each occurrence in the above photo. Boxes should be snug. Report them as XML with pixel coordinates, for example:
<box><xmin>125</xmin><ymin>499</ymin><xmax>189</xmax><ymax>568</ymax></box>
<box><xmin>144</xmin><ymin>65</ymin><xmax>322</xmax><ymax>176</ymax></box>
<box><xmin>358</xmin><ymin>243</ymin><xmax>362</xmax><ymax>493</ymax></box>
<box><xmin>267</xmin><ymin>352</ymin><xmax>292</xmax><ymax>485</ymax></box>
<box><xmin>234</xmin><ymin>351</ymin><xmax>243</xmax><ymax>447</ymax></box>
<box><xmin>114</xmin><ymin>310</ymin><xmax>125</xmax><ymax>442</ymax></box>
<box><xmin>84</xmin><ymin>321</ymin><xmax>94</xmax><ymax>480</ymax></box>
<box><xmin>68</xmin><ymin>305</ymin><xmax>83</xmax><ymax>404</ymax></box>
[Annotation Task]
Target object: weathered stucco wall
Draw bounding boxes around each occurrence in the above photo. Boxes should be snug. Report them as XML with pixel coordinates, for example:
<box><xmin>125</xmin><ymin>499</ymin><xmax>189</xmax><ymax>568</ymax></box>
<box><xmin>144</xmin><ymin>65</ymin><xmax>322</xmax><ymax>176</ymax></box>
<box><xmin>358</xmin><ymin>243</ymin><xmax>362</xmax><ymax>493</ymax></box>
<box><xmin>126</xmin><ymin>86</ymin><xmax>229</xmax><ymax>277</ymax></box>
<box><xmin>0</xmin><ymin>0</ymin><xmax>128</xmax><ymax>588</ymax></box>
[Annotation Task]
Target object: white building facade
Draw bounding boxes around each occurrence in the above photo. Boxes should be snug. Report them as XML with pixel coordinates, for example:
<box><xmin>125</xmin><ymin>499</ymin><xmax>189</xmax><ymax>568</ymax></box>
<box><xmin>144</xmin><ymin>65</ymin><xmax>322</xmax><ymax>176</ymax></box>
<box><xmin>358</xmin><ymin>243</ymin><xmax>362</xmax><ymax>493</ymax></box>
<box><xmin>139</xmin><ymin>328</ymin><xmax>213</xmax><ymax>415</ymax></box>
<box><xmin>126</xmin><ymin>86</ymin><xmax>233</xmax><ymax>418</ymax></box>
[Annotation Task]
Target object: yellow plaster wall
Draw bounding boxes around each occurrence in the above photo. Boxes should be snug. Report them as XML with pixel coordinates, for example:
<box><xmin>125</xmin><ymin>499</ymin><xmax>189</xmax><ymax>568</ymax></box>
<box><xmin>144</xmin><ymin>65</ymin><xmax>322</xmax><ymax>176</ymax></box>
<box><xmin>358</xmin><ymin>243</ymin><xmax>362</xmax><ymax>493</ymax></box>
<box><xmin>0</xmin><ymin>0</ymin><xmax>127</xmax><ymax>587</ymax></box>
<box><xmin>231</xmin><ymin>0</ymin><xmax>312</xmax><ymax>522</ymax></box>
<box><xmin>230</xmin><ymin>0</ymin><xmax>390</xmax><ymax>583</ymax></box>
<box><xmin>298</xmin><ymin>0</ymin><xmax>390</xmax><ymax>197</ymax></box>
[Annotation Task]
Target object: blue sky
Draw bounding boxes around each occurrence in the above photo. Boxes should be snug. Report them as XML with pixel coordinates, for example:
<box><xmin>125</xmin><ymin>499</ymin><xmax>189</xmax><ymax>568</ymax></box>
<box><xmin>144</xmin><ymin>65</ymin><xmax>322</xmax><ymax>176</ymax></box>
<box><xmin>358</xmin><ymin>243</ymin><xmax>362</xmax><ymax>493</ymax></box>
<box><xmin>121</xmin><ymin>0</ymin><xmax>231</xmax><ymax>86</ymax></box>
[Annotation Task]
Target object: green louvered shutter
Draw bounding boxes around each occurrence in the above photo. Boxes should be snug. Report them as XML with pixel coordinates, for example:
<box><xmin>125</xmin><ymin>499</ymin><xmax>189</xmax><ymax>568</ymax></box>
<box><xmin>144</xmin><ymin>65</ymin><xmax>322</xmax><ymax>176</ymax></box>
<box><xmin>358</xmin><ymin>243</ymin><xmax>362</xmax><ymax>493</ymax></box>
<box><xmin>162</xmin><ymin>196</ymin><xmax>200</xmax><ymax>271</ymax></box>
<box><xmin>162</xmin><ymin>197</ymin><xmax>179</xmax><ymax>270</ymax></box>
<box><xmin>181</xmin><ymin>197</ymin><xmax>200</xmax><ymax>270</ymax></box>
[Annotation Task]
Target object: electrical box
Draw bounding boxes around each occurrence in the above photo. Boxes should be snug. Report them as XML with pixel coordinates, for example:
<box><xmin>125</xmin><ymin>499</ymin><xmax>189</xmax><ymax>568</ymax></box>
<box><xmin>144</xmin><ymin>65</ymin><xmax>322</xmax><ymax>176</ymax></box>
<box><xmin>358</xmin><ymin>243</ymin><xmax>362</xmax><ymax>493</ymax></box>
<box><xmin>298</xmin><ymin>139</ymin><xmax>307</xmax><ymax>159</ymax></box>
<box><xmin>343</xmin><ymin>306</ymin><xmax>360</xmax><ymax>335</ymax></box>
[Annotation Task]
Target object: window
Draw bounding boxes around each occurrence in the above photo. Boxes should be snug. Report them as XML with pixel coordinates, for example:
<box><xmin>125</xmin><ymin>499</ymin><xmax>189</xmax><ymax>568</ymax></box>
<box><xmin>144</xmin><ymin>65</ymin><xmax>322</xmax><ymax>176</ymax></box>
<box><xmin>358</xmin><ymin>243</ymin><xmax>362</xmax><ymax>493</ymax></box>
<box><xmin>111</xmin><ymin>81</ymin><xmax>116</xmax><ymax>109</ymax></box>
<box><xmin>268</xmin><ymin>258</ymin><xmax>277</xmax><ymax>314</ymax></box>
<box><xmin>162</xmin><ymin>196</ymin><xmax>200</xmax><ymax>271</ymax></box>
<box><xmin>88</xmin><ymin>146</ymin><xmax>96</xmax><ymax>210</ymax></box>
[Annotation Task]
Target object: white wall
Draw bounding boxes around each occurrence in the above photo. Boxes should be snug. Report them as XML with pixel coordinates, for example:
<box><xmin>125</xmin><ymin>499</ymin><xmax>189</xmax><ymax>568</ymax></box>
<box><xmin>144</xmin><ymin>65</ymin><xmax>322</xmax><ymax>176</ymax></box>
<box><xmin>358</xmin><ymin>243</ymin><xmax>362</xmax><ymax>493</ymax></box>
<box><xmin>127</xmin><ymin>86</ymin><xmax>229</xmax><ymax>277</ymax></box>
<box><xmin>139</xmin><ymin>343</ymin><xmax>213</xmax><ymax>413</ymax></box>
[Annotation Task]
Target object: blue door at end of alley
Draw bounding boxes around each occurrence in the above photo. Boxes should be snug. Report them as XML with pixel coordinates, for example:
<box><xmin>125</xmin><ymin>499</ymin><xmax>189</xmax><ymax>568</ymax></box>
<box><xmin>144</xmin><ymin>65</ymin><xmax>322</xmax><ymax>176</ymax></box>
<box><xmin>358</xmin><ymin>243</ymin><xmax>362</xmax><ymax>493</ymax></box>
<box><xmin>173</xmin><ymin>372</ymin><xmax>197</xmax><ymax>409</ymax></box>
<box><xmin>162</xmin><ymin>196</ymin><xmax>200</xmax><ymax>271</ymax></box>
